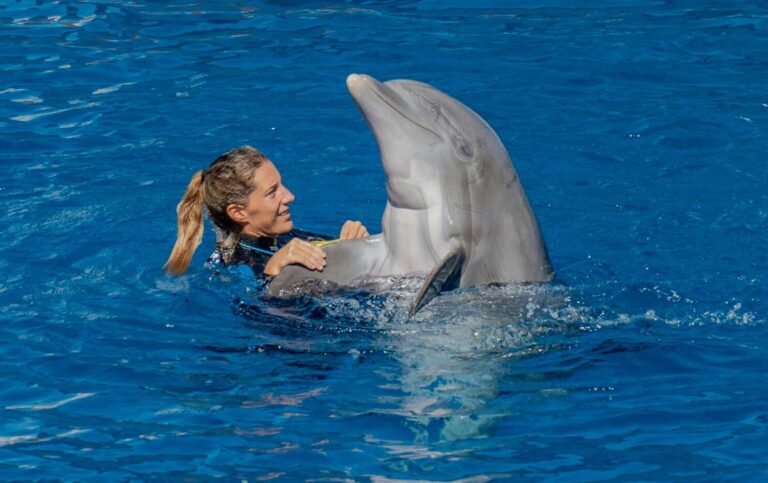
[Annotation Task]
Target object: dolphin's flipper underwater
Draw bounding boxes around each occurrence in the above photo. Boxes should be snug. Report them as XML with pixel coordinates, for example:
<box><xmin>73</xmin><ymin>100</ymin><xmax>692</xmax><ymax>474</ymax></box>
<box><xmin>408</xmin><ymin>247</ymin><xmax>465</xmax><ymax>317</ymax></box>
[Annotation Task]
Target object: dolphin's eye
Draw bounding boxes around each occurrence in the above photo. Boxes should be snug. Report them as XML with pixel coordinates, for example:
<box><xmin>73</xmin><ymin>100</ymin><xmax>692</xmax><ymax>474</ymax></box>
<box><xmin>458</xmin><ymin>142</ymin><xmax>473</xmax><ymax>158</ymax></box>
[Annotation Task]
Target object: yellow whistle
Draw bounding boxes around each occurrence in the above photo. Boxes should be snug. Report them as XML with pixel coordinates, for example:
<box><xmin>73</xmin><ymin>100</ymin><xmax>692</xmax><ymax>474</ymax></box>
<box><xmin>310</xmin><ymin>239</ymin><xmax>340</xmax><ymax>248</ymax></box>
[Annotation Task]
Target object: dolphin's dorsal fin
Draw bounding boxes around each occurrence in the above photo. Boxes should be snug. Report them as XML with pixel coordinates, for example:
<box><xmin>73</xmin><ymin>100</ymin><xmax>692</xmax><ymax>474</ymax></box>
<box><xmin>408</xmin><ymin>247</ymin><xmax>466</xmax><ymax>318</ymax></box>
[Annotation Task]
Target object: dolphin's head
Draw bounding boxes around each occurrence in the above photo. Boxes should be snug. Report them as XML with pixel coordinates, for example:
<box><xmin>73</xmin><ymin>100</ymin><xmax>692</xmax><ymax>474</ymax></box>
<box><xmin>346</xmin><ymin>73</ymin><xmax>510</xmax><ymax>212</ymax></box>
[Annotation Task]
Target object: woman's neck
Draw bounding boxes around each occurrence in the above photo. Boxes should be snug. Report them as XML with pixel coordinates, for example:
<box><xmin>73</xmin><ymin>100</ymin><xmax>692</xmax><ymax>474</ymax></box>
<box><xmin>241</xmin><ymin>227</ymin><xmax>271</xmax><ymax>239</ymax></box>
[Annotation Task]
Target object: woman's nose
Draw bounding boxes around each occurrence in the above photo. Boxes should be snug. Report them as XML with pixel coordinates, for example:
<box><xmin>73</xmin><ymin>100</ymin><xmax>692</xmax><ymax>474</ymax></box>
<box><xmin>283</xmin><ymin>187</ymin><xmax>295</xmax><ymax>204</ymax></box>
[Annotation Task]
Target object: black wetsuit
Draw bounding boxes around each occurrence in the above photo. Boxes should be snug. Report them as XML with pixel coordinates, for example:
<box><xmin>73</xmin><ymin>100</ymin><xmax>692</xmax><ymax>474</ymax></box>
<box><xmin>208</xmin><ymin>229</ymin><xmax>330</xmax><ymax>276</ymax></box>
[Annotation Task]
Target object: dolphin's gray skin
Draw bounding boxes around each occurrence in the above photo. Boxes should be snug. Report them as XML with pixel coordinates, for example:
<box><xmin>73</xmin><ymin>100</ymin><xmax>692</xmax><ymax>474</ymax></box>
<box><xmin>268</xmin><ymin>74</ymin><xmax>552</xmax><ymax>298</ymax></box>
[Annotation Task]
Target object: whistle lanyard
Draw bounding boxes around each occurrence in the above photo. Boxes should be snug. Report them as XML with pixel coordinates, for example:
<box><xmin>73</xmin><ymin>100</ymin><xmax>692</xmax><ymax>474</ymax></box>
<box><xmin>238</xmin><ymin>241</ymin><xmax>277</xmax><ymax>257</ymax></box>
<box><xmin>239</xmin><ymin>237</ymin><xmax>339</xmax><ymax>256</ymax></box>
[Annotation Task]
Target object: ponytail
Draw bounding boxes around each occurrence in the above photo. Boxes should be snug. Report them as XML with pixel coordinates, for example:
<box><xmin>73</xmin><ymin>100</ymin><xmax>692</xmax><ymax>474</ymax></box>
<box><xmin>164</xmin><ymin>171</ymin><xmax>206</xmax><ymax>275</ymax></box>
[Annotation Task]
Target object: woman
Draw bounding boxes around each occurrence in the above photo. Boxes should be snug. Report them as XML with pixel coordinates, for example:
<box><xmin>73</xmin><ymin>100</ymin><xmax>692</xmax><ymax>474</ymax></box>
<box><xmin>165</xmin><ymin>146</ymin><xmax>368</xmax><ymax>276</ymax></box>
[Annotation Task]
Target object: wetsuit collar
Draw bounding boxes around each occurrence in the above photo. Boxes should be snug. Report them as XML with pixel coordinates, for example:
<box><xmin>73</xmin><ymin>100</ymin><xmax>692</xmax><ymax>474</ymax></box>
<box><xmin>238</xmin><ymin>233</ymin><xmax>278</xmax><ymax>255</ymax></box>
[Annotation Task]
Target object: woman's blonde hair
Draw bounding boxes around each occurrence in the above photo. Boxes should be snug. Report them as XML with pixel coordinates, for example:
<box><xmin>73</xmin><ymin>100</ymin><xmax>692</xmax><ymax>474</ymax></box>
<box><xmin>164</xmin><ymin>146</ymin><xmax>268</xmax><ymax>275</ymax></box>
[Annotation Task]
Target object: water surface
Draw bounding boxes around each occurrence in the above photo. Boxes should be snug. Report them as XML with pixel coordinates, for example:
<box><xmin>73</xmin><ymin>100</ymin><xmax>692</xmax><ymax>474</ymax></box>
<box><xmin>1</xmin><ymin>1</ymin><xmax>767</xmax><ymax>480</ymax></box>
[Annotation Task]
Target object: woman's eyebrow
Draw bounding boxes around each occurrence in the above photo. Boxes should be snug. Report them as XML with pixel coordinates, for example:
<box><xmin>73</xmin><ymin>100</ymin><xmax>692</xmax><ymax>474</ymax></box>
<box><xmin>265</xmin><ymin>182</ymin><xmax>279</xmax><ymax>194</ymax></box>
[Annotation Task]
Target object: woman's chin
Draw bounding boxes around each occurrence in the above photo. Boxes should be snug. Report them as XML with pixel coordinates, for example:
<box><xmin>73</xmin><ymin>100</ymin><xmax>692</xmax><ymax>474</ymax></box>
<box><xmin>260</xmin><ymin>219</ymin><xmax>293</xmax><ymax>237</ymax></box>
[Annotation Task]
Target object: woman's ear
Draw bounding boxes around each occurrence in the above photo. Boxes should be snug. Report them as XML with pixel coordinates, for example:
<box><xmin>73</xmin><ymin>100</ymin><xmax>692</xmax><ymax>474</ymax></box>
<box><xmin>226</xmin><ymin>203</ymin><xmax>249</xmax><ymax>224</ymax></box>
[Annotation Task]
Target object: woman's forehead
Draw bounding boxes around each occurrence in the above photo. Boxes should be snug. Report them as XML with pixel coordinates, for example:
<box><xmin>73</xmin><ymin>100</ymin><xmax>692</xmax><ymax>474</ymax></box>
<box><xmin>252</xmin><ymin>161</ymin><xmax>280</xmax><ymax>190</ymax></box>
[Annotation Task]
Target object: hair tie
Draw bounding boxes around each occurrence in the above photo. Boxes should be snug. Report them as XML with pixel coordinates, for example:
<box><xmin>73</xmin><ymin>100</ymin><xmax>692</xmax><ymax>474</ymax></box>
<box><xmin>200</xmin><ymin>169</ymin><xmax>208</xmax><ymax>182</ymax></box>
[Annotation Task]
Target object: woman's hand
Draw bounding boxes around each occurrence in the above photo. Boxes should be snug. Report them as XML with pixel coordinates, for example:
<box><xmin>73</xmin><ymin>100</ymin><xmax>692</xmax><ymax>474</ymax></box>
<box><xmin>339</xmin><ymin>220</ymin><xmax>369</xmax><ymax>240</ymax></box>
<box><xmin>263</xmin><ymin>238</ymin><xmax>326</xmax><ymax>276</ymax></box>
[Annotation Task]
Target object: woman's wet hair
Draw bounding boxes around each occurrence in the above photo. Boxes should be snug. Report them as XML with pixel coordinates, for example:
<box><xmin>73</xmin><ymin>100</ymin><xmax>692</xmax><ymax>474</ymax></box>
<box><xmin>164</xmin><ymin>146</ymin><xmax>268</xmax><ymax>275</ymax></box>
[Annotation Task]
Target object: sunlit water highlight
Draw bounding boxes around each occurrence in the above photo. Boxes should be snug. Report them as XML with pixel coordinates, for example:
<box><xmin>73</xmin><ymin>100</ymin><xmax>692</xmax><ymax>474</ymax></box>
<box><xmin>1</xmin><ymin>1</ymin><xmax>767</xmax><ymax>480</ymax></box>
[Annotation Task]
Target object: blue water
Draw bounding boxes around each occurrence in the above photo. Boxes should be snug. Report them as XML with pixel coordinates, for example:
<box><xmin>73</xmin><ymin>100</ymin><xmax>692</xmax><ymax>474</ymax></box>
<box><xmin>2</xmin><ymin>0</ymin><xmax>767</xmax><ymax>480</ymax></box>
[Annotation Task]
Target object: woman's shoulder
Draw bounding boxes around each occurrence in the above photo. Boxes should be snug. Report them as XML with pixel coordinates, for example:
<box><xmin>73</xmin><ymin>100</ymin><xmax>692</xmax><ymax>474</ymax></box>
<box><xmin>208</xmin><ymin>237</ymin><xmax>272</xmax><ymax>274</ymax></box>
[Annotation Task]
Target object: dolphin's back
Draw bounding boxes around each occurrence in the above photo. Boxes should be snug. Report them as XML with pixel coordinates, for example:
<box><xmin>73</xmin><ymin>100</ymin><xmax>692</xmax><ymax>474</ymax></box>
<box><xmin>447</xmin><ymin>107</ymin><xmax>553</xmax><ymax>286</ymax></box>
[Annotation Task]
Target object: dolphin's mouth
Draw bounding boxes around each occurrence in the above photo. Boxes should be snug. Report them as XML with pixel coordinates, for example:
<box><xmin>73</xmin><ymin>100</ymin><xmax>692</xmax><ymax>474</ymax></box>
<box><xmin>350</xmin><ymin>74</ymin><xmax>442</xmax><ymax>140</ymax></box>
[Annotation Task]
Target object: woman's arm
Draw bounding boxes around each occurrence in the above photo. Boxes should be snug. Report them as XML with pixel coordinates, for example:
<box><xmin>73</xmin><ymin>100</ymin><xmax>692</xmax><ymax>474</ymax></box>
<box><xmin>264</xmin><ymin>221</ymin><xmax>368</xmax><ymax>276</ymax></box>
<box><xmin>263</xmin><ymin>238</ymin><xmax>327</xmax><ymax>276</ymax></box>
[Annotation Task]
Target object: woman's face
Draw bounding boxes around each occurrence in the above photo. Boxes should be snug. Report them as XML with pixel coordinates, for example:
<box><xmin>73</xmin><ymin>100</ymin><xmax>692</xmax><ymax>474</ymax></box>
<box><xmin>231</xmin><ymin>161</ymin><xmax>295</xmax><ymax>238</ymax></box>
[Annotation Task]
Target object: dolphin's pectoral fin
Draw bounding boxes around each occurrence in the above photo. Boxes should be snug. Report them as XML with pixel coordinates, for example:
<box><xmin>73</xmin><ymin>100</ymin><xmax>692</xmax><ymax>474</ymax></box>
<box><xmin>408</xmin><ymin>247</ymin><xmax>466</xmax><ymax>318</ymax></box>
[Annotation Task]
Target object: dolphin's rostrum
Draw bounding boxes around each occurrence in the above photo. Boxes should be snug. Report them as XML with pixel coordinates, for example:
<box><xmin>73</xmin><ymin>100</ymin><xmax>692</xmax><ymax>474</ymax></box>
<box><xmin>268</xmin><ymin>74</ymin><xmax>553</xmax><ymax>311</ymax></box>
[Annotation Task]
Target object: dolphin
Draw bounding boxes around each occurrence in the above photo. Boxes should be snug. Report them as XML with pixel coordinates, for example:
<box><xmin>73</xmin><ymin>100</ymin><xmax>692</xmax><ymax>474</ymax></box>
<box><xmin>268</xmin><ymin>74</ymin><xmax>553</xmax><ymax>312</ymax></box>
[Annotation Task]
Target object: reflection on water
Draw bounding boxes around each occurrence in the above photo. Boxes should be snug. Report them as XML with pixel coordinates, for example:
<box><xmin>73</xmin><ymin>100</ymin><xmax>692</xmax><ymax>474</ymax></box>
<box><xmin>243</xmin><ymin>278</ymin><xmax>588</xmax><ymax>442</ymax></box>
<box><xmin>391</xmin><ymin>284</ymin><xmax>577</xmax><ymax>441</ymax></box>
